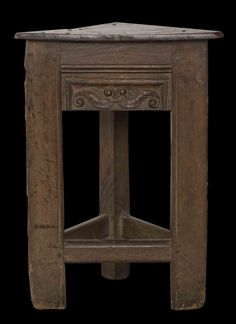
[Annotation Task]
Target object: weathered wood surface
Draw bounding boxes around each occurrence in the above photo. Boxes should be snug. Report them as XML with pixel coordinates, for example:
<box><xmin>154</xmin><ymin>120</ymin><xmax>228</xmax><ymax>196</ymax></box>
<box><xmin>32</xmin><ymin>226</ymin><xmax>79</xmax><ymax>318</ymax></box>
<box><xmin>170</xmin><ymin>41</ymin><xmax>208</xmax><ymax>310</ymax></box>
<box><xmin>17</xmin><ymin>21</ymin><xmax>222</xmax><ymax>309</ymax></box>
<box><xmin>64</xmin><ymin>215</ymin><xmax>108</xmax><ymax>239</ymax></box>
<box><xmin>25</xmin><ymin>41</ymin><xmax>66</xmax><ymax>309</ymax></box>
<box><xmin>123</xmin><ymin>215</ymin><xmax>170</xmax><ymax>239</ymax></box>
<box><xmin>64</xmin><ymin>239</ymin><xmax>171</xmax><ymax>263</ymax></box>
<box><xmin>15</xmin><ymin>22</ymin><xmax>223</xmax><ymax>41</ymax></box>
<box><xmin>100</xmin><ymin>111</ymin><xmax>130</xmax><ymax>279</ymax></box>
<box><xmin>62</xmin><ymin>68</ymin><xmax>171</xmax><ymax>111</ymax></box>
<box><xmin>60</xmin><ymin>43</ymin><xmax>172</xmax><ymax>65</ymax></box>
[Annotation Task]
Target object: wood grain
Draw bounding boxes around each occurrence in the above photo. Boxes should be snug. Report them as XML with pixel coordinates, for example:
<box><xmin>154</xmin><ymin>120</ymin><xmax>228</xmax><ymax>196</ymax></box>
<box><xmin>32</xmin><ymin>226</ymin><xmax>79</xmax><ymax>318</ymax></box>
<box><xmin>15</xmin><ymin>22</ymin><xmax>223</xmax><ymax>41</ymax></box>
<box><xmin>16</xmin><ymin>22</ymin><xmax>222</xmax><ymax>309</ymax></box>
<box><xmin>170</xmin><ymin>41</ymin><xmax>208</xmax><ymax>310</ymax></box>
<box><xmin>100</xmin><ymin>111</ymin><xmax>130</xmax><ymax>279</ymax></box>
<box><xmin>64</xmin><ymin>215</ymin><xmax>108</xmax><ymax>239</ymax></box>
<box><xmin>123</xmin><ymin>215</ymin><xmax>170</xmax><ymax>239</ymax></box>
<box><xmin>62</xmin><ymin>65</ymin><xmax>172</xmax><ymax>111</ymax></box>
<box><xmin>60</xmin><ymin>42</ymin><xmax>172</xmax><ymax>66</ymax></box>
<box><xmin>64</xmin><ymin>239</ymin><xmax>171</xmax><ymax>263</ymax></box>
<box><xmin>25</xmin><ymin>41</ymin><xmax>66</xmax><ymax>309</ymax></box>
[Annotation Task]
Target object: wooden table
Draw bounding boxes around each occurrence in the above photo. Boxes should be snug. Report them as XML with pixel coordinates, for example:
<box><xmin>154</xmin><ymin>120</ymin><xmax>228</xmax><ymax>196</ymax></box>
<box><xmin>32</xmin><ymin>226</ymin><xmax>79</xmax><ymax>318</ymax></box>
<box><xmin>15</xmin><ymin>22</ymin><xmax>223</xmax><ymax>310</ymax></box>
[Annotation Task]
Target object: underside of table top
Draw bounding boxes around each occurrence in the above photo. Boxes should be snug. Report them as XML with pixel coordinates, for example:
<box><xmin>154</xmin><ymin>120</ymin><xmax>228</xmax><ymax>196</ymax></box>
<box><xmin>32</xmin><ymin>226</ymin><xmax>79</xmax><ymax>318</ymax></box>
<box><xmin>15</xmin><ymin>22</ymin><xmax>223</xmax><ymax>42</ymax></box>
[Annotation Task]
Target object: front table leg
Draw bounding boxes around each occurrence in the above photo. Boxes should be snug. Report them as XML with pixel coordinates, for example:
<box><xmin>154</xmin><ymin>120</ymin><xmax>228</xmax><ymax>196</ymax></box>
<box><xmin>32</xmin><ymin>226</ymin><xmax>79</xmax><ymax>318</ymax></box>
<box><xmin>25</xmin><ymin>41</ymin><xmax>66</xmax><ymax>309</ymax></box>
<box><xmin>171</xmin><ymin>42</ymin><xmax>208</xmax><ymax>310</ymax></box>
<box><xmin>100</xmin><ymin>111</ymin><xmax>130</xmax><ymax>279</ymax></box>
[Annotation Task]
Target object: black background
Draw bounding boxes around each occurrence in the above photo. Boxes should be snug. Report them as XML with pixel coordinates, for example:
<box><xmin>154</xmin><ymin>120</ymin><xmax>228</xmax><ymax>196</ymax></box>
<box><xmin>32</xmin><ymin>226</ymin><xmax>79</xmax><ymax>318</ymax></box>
<box><xmin>5</xmin><ymin>0</ymin><xmax>232</xmax><ymax>322</ymax></box>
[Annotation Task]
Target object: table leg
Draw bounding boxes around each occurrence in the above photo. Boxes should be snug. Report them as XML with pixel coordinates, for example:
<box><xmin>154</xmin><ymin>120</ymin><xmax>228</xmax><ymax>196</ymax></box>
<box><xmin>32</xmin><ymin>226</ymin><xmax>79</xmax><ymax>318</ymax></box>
<box><xmin>100</xmin><ymin>111</ymin><xmax>130</xmax><ymax>279</ymax></box>
<box><xmin>171</xmin><ymin>42</ymin><xmax>208</xmax><ymax>310</ymax></box>
<box><xmin>25</xmin><ymin>41</ymin><xmax>66</xmax><ymax>309</ymax></box>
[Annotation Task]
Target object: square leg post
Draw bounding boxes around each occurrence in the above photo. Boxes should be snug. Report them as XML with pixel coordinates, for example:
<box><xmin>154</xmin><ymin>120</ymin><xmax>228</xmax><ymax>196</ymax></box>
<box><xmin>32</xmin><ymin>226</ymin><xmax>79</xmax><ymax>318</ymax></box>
<box><xmin>171</xmin><ymin>42</ymin><xmax>208</xmax><ymax>310</ymax></box>
<box><xmin>100</xmin><ymin>111</ymin><xmax>130</xmax><ymax>279</ymax></box>
<box><xmin>25</xmin><ymin>41</ymin><xmax>66</xmax><ymax>309</ymax></box>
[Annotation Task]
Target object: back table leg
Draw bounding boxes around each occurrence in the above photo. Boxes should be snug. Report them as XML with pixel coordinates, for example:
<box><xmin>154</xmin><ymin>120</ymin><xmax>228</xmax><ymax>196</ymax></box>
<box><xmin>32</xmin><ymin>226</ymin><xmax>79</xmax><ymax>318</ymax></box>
<box><xmin>100</xmin><ymin>111</ymin><xmax>130</xmax><ymax>279</ymax></box>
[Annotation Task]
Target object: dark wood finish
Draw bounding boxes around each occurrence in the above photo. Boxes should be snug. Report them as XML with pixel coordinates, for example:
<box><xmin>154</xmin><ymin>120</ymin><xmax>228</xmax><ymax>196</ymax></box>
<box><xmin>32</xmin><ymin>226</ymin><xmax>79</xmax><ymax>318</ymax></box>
<box><xmin>16</xmin><ymin>22</ymin><xmax>222</xmax><ymax>310</ymax></box>
<box><xmin>100</xmin><ymin>111</ymin><xmax>130</xmax><ymax>279</ymax></box>
<box><xmin>171</xmin><ymin>41</ymin><xmax>208</xmax><ymax>310</ymax></box>
<box><xmin>60</xmin><ymin>43</ymin><xmax>172</xmax><ymax>66</ymax></box>
<box><xmin>62</xmin><ymin>66</ymin><xmax>171</xmax><ymax>111</ymax></box>
<box><xmin>64</xmin><ymin>215</ymin><xmax>108</xmax><ymax>239</ymax></box>
<box><xmin>123</xmin><ymin>215</ymin><xmax>170</xmax><ymax>239</ymax></box>
<box><xmin>15</xmin><ymin>22</ymin><xmax>223</xmax><ymax>41</ymax></box>
<box><xmin>64</xmin><ymin>239</ymin><xmax>171</xmax><ymax>263</ymax></box>
<box><xmin>24</xmin><ymin>41</ymin><xmax>66</xmax><ymax>309</ymax></box>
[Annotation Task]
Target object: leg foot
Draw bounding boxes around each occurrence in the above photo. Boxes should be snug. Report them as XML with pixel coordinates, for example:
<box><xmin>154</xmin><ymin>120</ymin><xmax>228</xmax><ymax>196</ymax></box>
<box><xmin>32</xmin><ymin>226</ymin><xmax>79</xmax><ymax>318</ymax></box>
<box><xmin>101</xmin><ymin>263</ymin><xmax>130</xmax><ymax>280</ymax></box>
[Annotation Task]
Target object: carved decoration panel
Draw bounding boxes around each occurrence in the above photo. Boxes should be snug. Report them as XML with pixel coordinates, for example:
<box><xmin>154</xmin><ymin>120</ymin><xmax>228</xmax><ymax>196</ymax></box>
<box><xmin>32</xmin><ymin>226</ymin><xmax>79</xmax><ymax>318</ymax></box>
<box><xmin>62</xmin><ymin>65</ymin><xmax>172</xmax><ymax>111</ymax></box>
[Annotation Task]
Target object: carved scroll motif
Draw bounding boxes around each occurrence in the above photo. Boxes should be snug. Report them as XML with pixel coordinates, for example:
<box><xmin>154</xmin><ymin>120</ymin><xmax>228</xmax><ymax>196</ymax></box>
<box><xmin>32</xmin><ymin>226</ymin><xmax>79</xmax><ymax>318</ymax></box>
<box><xmin>71</xmin><ymin>85</ymin><xmax>163</xmax><ymax>110</ymax></box>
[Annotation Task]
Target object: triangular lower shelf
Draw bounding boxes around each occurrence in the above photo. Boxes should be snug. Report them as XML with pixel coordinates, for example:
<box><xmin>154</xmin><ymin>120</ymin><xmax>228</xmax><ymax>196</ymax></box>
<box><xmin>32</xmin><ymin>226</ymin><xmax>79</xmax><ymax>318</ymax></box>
<box><xmin>64</xmin><ymin>215</ymin><xmax>170</xmax><ymax>240</ymax></box>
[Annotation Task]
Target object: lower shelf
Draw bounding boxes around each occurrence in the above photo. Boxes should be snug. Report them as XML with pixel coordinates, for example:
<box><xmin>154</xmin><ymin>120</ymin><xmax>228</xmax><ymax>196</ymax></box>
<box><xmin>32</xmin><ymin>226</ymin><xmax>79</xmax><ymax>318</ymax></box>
<box><xmin>64</xmin><ymin>239</ymin><xmax>171</xmax><ymax>263</ymax></box>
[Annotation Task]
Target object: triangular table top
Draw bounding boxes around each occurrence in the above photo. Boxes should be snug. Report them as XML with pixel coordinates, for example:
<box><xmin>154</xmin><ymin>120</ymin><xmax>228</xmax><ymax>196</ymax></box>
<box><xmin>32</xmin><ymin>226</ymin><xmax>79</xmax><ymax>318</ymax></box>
<box><xmin>15</xmin><ymin>22</ymin><xmax>223</xmax><ymax>42</ymax></box>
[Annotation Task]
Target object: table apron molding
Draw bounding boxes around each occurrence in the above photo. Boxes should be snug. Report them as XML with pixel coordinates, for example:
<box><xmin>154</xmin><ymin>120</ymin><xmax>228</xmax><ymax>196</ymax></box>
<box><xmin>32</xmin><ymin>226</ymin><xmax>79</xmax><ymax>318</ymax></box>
<box><xmin>61</xmin><ymin>64</ymin><xmax>173</xmax><ymax>73</ymax></box>
<box><xmin>62</xmin><ymin>65</ymin><xmax>172</xmax><ymax>111</ymax></box>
